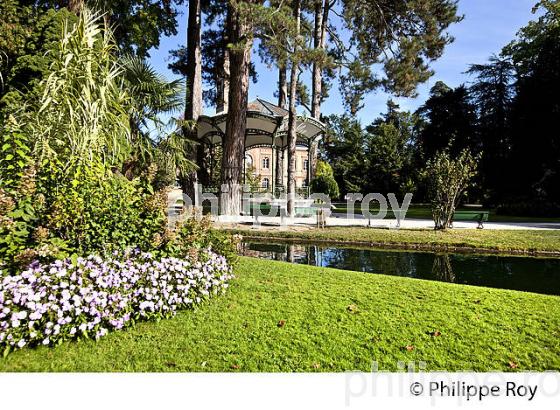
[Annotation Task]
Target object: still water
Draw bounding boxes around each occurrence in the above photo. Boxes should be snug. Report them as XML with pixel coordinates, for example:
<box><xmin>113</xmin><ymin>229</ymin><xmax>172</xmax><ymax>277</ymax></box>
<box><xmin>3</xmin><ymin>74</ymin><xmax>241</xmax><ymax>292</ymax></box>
<box><xmin>241</xmin><ymin>241</ymin><xmax>560</xmax><ymax>296</ymax></box>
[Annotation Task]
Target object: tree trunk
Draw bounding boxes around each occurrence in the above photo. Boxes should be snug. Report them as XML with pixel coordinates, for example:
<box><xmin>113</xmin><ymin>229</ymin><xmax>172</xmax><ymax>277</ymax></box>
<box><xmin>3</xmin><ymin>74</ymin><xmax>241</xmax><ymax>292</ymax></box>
<box><xmin>220</xmin><ymin>3</ymin><xmax>254</xmax><ymax>216</ymax></box>
<box><xmin>287</xmin><ymin>0</ymin><xmax>301</xmax><ymax>217</ymax></box>
<box><xmin>275</xmin><ymin>147</ymin><xmax>283</xmax><ymax>188</ymax></box>
<box><xmin>276</xmin><ymin>64</ymin><xmax>288</xmax><ymax>189</ymax></box>
<box><xmin>181</xmin><ymin>0</ymin><xmax>203</xmax><ymax>200</ymax></box>
<box><xmin>278</xmin><ymin>65</ymin><xmax>288</xmax><ymax>109</ymax></box>
<box><xmin>68</xmin><ymin>0</ymin><xmax>84</xmax><ymax>14</ymax></box>
<box><xmin>309</xmin><ymin>0</ymin><xmax>329</xmax><ymax>179</ymax></box>
<box><xmin>217</xmin><ymin>46</ymin><xmax>230</xmax><ymax>113</ymax></box>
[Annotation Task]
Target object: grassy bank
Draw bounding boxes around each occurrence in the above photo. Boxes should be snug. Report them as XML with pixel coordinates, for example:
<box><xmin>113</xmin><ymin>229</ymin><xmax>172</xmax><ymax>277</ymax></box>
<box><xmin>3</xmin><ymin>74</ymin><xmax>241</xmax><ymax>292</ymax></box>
<box><xmin>2</xmin><ymin>257</ymin><xmax>559</xmax><ymax>371</ymax></box>
<box><xmin>226</xmin><ymin>226</ymin><xmax>560</xmax><ymax>256</ymax></box>
<box><xmin>331</xmin><ymin>204</ymin><xmax>560</xmax><ymax>223</ymax></box>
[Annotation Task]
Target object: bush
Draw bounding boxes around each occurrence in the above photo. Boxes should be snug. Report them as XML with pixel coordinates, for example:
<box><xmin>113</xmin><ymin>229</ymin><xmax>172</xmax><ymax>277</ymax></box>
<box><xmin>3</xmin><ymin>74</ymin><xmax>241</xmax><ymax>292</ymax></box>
<box><xmin>1</xmin><ymin>157</ymin><xmax>171</xmax><ymax>272</ymax></box>
<box><xmin>311</xmin><ymin>175</ymin><xmax>340</xmax><ymax>200</ymax></box>
<box><xmin>41</xmin><ymin>161</ymin><xmax>169</xmax><ymax>255</ymax></box>
<box><xmin>0</xmin><ymin>248</ymin><xmax>233</xmax><ymax>354</ymax></box>
<box><xmin>422</xmin><ymin>149</ymin><xmax>479</xmax><ymax>230</ymax></box>
<box><xmin>169</xmin><ymin>214</ymin><xmax>240</xmax><ymax>266</ymax></box>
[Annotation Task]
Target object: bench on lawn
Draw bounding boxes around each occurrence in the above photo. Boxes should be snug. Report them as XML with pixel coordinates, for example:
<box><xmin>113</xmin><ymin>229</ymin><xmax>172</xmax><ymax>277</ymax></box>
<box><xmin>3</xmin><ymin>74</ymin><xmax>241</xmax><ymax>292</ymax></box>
<box><xmin>248</xmin><ymin>202</ymin><xmax>327</xmax><ymax>226</ymax></box>
<box><xmin>450</xmin><ymin>210</ymin><xmax>489</xmax><ymax>229</ymax></box>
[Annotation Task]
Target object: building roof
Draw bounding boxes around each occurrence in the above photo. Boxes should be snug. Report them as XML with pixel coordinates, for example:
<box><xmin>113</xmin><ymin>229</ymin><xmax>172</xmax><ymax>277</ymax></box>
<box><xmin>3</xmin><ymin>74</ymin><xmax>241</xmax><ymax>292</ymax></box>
<box><xmin>196</xmin><ymin>98</ymin><xmax>325</xmax><ymax>149</ymax></box>
<box><xmin>247</xmin><ymin>98</ymin><xmax>289</xmax><ymax>117</ymax></box>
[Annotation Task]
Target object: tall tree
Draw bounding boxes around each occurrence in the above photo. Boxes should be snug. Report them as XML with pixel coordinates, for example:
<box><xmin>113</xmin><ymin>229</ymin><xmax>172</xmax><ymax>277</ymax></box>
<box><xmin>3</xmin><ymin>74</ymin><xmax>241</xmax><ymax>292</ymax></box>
<box><xmin>502</xmin><ymin>0</ymin><xmax>560</xmax><ymax>205</ymax></box>
<box><xmin>287</xmin><ymin>0</ymin><xmax>302</xmax><ymax>216</ymax></box>
<box><xmin>466</xmin><ymin>56</ymin><xmax>515</xmax><ymax>202</ymax></box>
<box><xmin>365</xmin><ymin>101</ymin><xmax>419</xmax><ymax>195</ymax></box>
<box><xmin>220</xmin><ymin>0</ymin><xmax>261</xmax><ymax>215</ymax></box>
<box><xmin>322</xmin><ymin>115</ymin><xmax>370</xmax><ymax>195</ymax></box>
<box><xmin>309</xmin><ymin>0</ymin><xmax>333</xmax><ymax>178</ymax></box>
<box><xmin>417</xmin><ymin>81</ymin><xmax>478</xmax><ymax>160</ymax></box>
<box><xmin>183</xmin><ymin>0</ymin><xmax>204</xmax><ymax>195</ymax></box>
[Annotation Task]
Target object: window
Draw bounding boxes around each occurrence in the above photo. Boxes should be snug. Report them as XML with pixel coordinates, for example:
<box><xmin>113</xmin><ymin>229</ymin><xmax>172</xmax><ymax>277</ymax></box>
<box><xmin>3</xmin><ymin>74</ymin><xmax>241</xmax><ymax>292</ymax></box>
<box><xmin>262</xmin><ymin>178</ymin><xmax>270</xmax><ymax>189</ymax></box>
<box><xmin>303</xmin><ymin>159</ymin><xmax>309</xmax><ymax>171</ymax></box>
<box><xmin>245</xmin><ymin>154</ymin><xmax>253</xmax><ymax>169</ymax></box>
<box><xmin>262</xmin><ymin>157</ymin><xmax>270</xmax><ymax>169</ymax></box>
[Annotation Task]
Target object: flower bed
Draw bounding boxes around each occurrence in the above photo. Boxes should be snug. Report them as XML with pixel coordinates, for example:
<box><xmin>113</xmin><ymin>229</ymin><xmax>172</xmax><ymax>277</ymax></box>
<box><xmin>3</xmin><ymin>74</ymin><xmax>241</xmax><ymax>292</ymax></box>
<box><xmin>0</xmin><ymin>249</ymin><xmax>233</xmax><ymax>354</ymax></box>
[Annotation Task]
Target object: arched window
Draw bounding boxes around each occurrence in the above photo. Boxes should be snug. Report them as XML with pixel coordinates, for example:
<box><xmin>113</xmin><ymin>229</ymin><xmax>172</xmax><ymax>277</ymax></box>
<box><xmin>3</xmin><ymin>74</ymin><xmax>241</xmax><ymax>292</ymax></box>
<box><xmin>245</xmin><ymin>154</ymin><xmax>253</xmax><ymax>169</ymax></box>
<box><xmin>262</xmin><ymin>178</ymin><xmax>270</xmax><ymax>189</ymax></box>
<box><xmin>262</xmin><ymin>157</ymin><xmax>270</xmax><ymax>169</ymax></box>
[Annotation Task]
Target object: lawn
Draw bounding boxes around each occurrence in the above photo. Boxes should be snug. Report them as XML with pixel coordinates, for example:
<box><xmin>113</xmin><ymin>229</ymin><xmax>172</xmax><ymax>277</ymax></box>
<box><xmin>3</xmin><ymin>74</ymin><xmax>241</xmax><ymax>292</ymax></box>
<box><xmin>331</xmin><ymin>203</ymin><xmax>560</xmax><ymax>223</ymax></box>
<box><xmin>227</xmin><ymin>226</ymin><xmax>560</xmax><ymax>256</ymax></box>
<box><xmin>1</xmin><ymin>257</ymin><xmax>559</xmax><ymax>372</ymax></box>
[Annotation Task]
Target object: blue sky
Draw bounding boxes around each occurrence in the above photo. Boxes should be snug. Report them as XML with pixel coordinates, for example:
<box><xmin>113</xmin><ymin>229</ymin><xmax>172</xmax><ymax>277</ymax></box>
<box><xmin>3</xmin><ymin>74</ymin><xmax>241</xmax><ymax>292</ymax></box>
<box><xmin>148</xmin><ymin>0</ymin><xmax>538</xmax><ymax>124</ymax></box>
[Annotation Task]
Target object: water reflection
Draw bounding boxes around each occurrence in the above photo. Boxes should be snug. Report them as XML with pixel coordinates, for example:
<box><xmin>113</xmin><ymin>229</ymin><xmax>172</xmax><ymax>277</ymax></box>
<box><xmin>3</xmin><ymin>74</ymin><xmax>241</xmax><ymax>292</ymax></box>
<box><xmin>240</xmin><ymin>242</ymin><xmax>560</xmax><ymax>296</ymax></box>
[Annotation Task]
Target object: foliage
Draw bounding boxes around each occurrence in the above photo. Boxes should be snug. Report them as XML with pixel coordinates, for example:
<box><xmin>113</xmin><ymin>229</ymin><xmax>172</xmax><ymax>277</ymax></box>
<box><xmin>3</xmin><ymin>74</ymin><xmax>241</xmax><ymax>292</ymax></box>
<box><xmin>366</xmin><ymin>101</ymin><xmax>419</xmax><ymax>196</ymax></box>
<box><xmin>322</xmin><ymin>103</ymin><xmax>420</xmax><ymax>198</ymax></box>
<box><xmin>0</xmin><ymin>117</ymin><xmax>67</xmax><ymax>270</ymax></box>
<box><xmin>417</xmin><ymin>81</ymin><xmax>478</xmax><ymax>160</ymax></box>
<box><xmin>26</xmin><ymin>9</ymin><xmax>130</xmax><ymax>168</ymax></box>
<box><xmin>26</xmin><ymin>1</ymin><xmax>185</xmax><ymax>58</ymax></box>
<box><xmin>501</xmin><ymin>1</ymin><xmax>560</xmax><ymax>207</ymax></box>
<box><xmin>244</xmin><ymin>165</ymin><xmax>262</xmax><ymax>191</ymax></box>
<box><xmin>171</xmin><ymin>214</ymin><xmax>240</xmax><ymax>267</ymax></box>
<box><xmin>466</xmin><ymin>56</ymin><xmax>515</xmax><ymax>203</ymax></box>
<box><xmin>311</xmin><ymin>161</ymin><xmax>340</xmax><ymax>199</ymax></box>
<box><xmin>0</xmin><ymin>5</ymin><xmax>76</xmax><ymax>116</ymax></box>
<box><xmin>41</xmin><ymin>161</ymin><xmax>170</xmax><ymax>256</ymax></box>
<box><xmin>0</xmin><ymin>248</ymin><xmax>233</xmax><ymax>355</ymax></box>
<box><xmin>121</xmin><ymin>55</ymin><xmax>184</xmax><ymax>135</ymax></box>
<box><xmin>120</xmin><ymin>56</ymin><xmax>195</xmax><ymax>186</ymax></box>
<box><xmin>0</xmin><ymin>9</ymin><xmax>193</xmax><ymax>273</ymax></box>
<box><xmin>423</xmin><ymin>149</ymin><xmax>479</xmax><ymax>230</ymax></box>
<box><xmin>338</xmin><ymin>0</ymin><xmax>462</xmax><ymax>113</ymax></box>
<box><xmin>322</xmin><ymin>115</ymin><xmax>369</xmax><ymax>194</ymax></box>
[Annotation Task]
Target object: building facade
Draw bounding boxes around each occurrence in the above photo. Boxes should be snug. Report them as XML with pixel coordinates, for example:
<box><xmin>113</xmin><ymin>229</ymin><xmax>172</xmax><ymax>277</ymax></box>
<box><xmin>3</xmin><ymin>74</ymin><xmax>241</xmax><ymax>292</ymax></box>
<box><xmin>245</xmin><ymin>146</ymin><xmax>309</xmax><ymax>189</ymax></box>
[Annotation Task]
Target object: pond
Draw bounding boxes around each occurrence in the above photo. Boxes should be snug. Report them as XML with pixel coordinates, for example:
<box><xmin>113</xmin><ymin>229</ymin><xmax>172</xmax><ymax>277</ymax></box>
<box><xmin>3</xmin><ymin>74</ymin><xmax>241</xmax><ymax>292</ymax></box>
<box><xmin>240</xmin><ymin>241</ymin><xmax>560</xmax><ymax>296</ymax></box>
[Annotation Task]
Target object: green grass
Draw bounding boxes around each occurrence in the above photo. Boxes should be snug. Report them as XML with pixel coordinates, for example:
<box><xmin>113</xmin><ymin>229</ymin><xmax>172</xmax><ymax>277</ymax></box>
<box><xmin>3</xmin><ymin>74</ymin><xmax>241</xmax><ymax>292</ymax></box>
<box><xmin>331</xmin><ymin>203</ymin><xmax>560</xmax><ymax>223</ymax></box>
<box><xmin>1</xmin><ymin>257</ymin><xmax>559</xmax><ymax>372</ymax></box>
<box><xmin>227</xmin><ymin>226</ymin><xmax>560</xmax><ymax>256</ymax></box>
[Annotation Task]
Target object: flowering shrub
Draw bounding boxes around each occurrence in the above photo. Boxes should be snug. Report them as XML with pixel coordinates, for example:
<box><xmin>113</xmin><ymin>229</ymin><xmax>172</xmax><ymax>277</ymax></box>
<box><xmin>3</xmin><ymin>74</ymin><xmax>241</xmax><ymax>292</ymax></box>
<box><xmin>0</xmin><ymin>249</ymin><xmax>233</xmax><ymax>354</ymax></box>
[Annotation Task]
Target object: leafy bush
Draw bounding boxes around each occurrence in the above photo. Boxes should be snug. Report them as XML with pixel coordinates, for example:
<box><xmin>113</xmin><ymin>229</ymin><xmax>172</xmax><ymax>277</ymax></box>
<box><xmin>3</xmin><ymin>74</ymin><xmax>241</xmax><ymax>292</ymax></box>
<box><xmin>310</xmin><ymin>160</ymin><xmax>340</xmax><ymax>199</ymax></box>
<box><xmin>311</xmin><ymin>175</ymin><xmax>340</xmax><ymax>199</ymax></box>
<box><xmin>41</xmin><ymin>161</ymin><xmax>169</xmax><ymax>256</ymax></box>
<box><xmin>0</xmin><ymin>249</ymin><xmax>233</xmax><ymax>354</ymax></box>
<box><xmin>0</xmin><ymin>117</ymin><xmax>69</xmax><ymax>269</ymax></box>
<box><xmin>422</xmin><ymin>149</ymin><xmax>479</xmax><ymax>230</ymax></box>
<box><xmin>169</xmin><ymin>214</ymin><xmax>240</xmax><ymax>266</ymax></box>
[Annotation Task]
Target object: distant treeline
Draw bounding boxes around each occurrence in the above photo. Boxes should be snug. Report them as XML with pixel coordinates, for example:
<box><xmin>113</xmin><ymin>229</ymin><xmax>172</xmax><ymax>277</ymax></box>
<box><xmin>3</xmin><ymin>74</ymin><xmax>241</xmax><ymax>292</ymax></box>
<box><xmin>321</xmin><ymin>5</ymin><xmax>560</xmax><ymax>216</ymax></box>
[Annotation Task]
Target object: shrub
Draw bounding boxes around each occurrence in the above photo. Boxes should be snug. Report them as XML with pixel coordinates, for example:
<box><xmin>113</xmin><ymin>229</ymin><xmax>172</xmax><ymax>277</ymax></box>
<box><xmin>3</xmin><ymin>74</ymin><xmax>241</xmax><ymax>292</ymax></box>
<box><xmin>311</xmin><ymin>161</ymin><xmax>340</xmax><ymax>199</ymax></box>
<box><xmin>422</xmin><ymin>149</ymin><xmax>479</xmax><ymax>230</ymax></box>
<box><xmin>41</xmin><ymin>161</ymin><xmax>169</xmax><ymax>255</ymax></box>
<box><xmin>169</xmin><ymin>214</ymin><xmax>240</xmax><ymax>266</ymax></box>
<box><xmin>0</xmin><ymin>248</ymin><xmax>233</xmax><ymax>354</ymax></box>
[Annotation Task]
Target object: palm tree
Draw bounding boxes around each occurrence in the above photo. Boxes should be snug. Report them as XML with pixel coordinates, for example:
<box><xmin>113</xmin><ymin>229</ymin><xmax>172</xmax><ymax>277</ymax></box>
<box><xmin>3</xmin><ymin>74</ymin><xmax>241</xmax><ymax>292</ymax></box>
<box><xmin>120</xmin><ymin>55</ymin><xmax>195</xmax><ymax>182</ymax></box>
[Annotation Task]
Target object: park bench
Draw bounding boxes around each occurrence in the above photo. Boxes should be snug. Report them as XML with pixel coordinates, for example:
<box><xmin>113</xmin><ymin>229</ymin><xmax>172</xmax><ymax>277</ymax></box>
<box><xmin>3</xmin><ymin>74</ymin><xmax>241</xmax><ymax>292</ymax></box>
<box><xmin>248</xmin><ymin>202</ymin><xmax>328</xmax><ymax>226</ymax></box>
<box><xmin>450</xmin><ymin>210</ymin><xmax>489</xmax><ymax>229</ymax></box>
